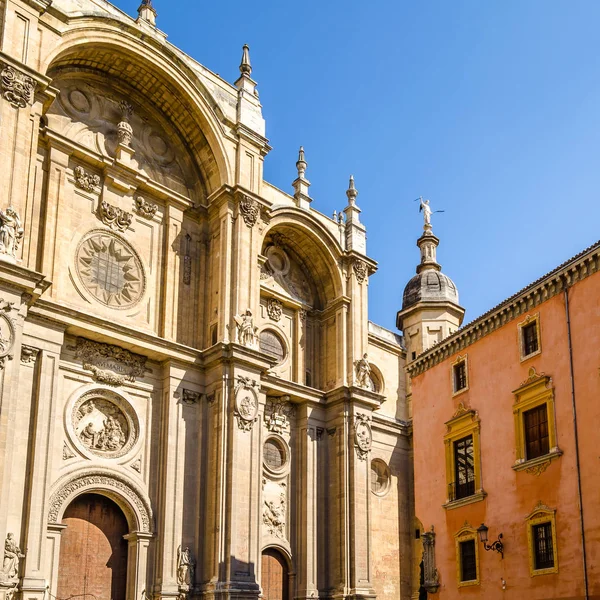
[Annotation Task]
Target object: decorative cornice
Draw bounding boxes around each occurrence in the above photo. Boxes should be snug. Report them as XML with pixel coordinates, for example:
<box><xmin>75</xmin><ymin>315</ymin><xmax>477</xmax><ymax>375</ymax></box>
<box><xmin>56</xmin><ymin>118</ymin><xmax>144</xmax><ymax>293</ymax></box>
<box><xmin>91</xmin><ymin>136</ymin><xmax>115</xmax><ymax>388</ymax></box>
<box><xmin>408</xmin><ymin>240</ymin><xmax>600</xmax><ymax>377</ymax></box>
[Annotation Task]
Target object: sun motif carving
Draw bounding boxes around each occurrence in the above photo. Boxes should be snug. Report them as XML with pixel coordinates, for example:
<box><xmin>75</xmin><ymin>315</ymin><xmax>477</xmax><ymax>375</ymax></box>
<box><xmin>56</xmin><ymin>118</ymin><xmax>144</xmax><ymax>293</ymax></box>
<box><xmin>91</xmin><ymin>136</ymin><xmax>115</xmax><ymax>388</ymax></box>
<box><xmin>76</xmin><ymin>232</ymin><xmax>145</xmax><ymax>309</ymax></box>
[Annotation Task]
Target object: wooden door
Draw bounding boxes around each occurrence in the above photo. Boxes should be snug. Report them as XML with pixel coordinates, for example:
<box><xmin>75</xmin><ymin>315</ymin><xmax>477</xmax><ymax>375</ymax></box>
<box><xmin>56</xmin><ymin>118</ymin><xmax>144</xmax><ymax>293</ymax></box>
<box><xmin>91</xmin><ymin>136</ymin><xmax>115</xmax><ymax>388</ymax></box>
<box><xmin>261</xmin><ymin>549</ymin><xmax>288</xmax><ymax>600</ymax></box>
<box><xmin>57</xmin><ymin>493</ymin><xmax>128</xmax><ymax>600</ymax></box>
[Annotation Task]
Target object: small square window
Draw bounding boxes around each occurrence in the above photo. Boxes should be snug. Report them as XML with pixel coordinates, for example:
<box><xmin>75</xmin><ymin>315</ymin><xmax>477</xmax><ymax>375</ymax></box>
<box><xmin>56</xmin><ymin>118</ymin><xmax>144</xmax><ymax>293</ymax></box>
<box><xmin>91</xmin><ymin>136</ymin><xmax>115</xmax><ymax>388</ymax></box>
<box><xmin>453</xmin><ymin>361</ymin><xmax>467</xmax><ymax>393</ymax></box>
<box><xmin>533</xmin><ymin>522</ymin><xmax>555</xmax><ymax>570</ymax></box>
<box><xmin>459</xmin><ymin>539</ymin><xmax>477</xmax><ymax>582</ymax></box>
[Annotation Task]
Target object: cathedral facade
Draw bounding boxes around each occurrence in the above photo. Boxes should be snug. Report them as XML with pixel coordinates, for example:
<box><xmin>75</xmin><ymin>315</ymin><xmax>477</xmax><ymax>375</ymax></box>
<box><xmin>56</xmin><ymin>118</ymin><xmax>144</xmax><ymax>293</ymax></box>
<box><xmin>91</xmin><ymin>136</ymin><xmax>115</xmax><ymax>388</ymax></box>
<box><xmin>0</xmin><ymin>3</ymin><xmax>413</xmax><ymax>600</ymax></box>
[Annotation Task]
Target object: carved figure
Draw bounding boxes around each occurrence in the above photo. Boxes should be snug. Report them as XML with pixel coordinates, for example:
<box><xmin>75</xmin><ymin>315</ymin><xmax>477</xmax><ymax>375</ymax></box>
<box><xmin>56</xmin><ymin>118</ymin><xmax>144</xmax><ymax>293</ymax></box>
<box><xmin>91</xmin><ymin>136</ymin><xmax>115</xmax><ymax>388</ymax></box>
<box><xmin>354</xmin><ymin>353</ymin><xmax>371</xmax><ymax>388</ymax></box>
<box><xmin>234</xmin><ymin>309</ymin><xmax>257</xmax><ymax>347</ymax></box>
<box><xmin>0</xmin><ymin>207</ymin><xmax>23</xmax><ymax>258</ymax></box>
<box><xmin>263</xmin><ymin>497</ymin><xmax>286</xmax><ymax>538</ymax></box>
<box><xmin>419</xmin><ymin>197</ymin><xmax>432</xmax><ymax>227</ymax></box>
<box><xmin>177</xmin><ymin>546</ymin><xmax>195</xmax><ymax>587</ymax></box>
<box><xmin>75</xmin><ymin>398</ymin><xmax>129</xmax><ymax>454</ymax></box>
<box><xmin>2</xmin><ymin>534</ymin><xmax>24</xmax><ymax>580</ymax></box>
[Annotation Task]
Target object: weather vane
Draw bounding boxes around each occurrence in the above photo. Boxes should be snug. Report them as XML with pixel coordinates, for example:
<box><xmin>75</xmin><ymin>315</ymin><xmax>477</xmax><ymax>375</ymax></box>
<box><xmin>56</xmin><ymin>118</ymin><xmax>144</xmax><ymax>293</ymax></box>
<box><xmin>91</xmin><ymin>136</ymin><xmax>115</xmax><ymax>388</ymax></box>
<box><xmin>414</xmin><ymin>196</ymin><xmax>445</xmax><ymax>228</ymax></box>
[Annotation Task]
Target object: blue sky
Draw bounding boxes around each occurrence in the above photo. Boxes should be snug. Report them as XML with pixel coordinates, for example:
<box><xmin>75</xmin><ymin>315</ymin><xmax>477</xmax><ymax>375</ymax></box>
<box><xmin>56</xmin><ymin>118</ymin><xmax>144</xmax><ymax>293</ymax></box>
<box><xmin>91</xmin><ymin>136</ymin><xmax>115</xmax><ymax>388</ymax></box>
<box><xmin>115</xmin><ymin>0</ymin><xmax>600</xmax><ymax>331</ymax></box>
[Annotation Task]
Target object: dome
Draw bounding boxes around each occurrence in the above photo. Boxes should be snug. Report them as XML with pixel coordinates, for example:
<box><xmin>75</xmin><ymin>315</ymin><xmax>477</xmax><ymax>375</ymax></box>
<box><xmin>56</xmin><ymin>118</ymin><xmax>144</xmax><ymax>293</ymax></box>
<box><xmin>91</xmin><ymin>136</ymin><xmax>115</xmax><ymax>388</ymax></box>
<box><xmin>402</xmin><ymin>270</ymin><xmax>459</xmax><ymax>310</ymax></box>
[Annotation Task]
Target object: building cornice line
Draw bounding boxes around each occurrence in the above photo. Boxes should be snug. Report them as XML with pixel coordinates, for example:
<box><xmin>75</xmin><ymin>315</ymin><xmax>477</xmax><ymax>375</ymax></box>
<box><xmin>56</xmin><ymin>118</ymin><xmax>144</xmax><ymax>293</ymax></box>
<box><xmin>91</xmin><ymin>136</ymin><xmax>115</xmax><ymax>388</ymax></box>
<box><xmin>408</xmin><ymin>240</ymin><xmax>600</xmax><ymax>377</ymax></box>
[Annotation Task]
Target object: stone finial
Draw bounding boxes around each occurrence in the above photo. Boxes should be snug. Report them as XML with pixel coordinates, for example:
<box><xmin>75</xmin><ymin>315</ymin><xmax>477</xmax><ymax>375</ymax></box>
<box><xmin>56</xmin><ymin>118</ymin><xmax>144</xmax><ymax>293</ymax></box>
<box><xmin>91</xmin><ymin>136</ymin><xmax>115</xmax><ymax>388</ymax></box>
<box><xmin>138</xmin><ymin>0</ymin><xmax>157</xmax><ymax>25</ymax></box>
<box><xmin>292</xmin><ymin>146</ymin><xmax>311</xmax><ymax>209</ymax></box>
<box><xmin>346</xmin><ymin>175</ymin><xmax>358</xmax><ymax>206</ymax></box>
<box><xmin>239</xmin><ymin>44</ymin><xmax>252</xmax><ymax>76</ymax></box>
<box><xmin>296</xmin><ymin>146</ymin><xmax>307</xmax><ymax>179</ymax></box>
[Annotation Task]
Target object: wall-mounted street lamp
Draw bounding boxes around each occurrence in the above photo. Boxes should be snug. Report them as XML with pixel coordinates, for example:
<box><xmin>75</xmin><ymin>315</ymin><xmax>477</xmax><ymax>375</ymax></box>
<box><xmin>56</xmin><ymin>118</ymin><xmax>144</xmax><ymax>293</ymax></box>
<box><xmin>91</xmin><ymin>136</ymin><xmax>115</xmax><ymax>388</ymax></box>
<box><xmin>477</xmin><ymin>523</ymin><xmax>504</xmax><ymax>559</ymax></box>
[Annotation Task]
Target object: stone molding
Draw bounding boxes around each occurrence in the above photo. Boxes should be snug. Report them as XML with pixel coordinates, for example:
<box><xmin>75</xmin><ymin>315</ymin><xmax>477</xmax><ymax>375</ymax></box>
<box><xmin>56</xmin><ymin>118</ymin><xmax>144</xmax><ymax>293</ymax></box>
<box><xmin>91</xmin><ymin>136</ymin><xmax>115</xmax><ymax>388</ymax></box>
<box><xmin>48</xmin><ymin>469</ymin><xmax>152</xmax><ymax>532</ymax></box>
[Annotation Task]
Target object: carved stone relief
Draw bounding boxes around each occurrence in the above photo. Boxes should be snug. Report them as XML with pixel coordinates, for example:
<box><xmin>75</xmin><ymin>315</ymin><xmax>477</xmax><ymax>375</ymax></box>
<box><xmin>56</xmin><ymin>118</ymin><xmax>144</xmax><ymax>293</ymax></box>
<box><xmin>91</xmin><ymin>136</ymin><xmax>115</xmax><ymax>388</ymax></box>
<box><xmin>20</xmin><ymin>345</ymin><xmax>39</xmax><ymax>364</ymax></box>
<box><xmin>1</xmin><ymin>65</ymin><xmax>34</xmax><ymax>109</ymax></box>
<box><xmin>261</xmin><ymin>242</ymin><xmax>315</xmax><ymax>306</ymax></box>
<box><xmin>48</xmin><ymin>79</ymin><xmax>196</xmax><ymax>198</ymax></box>
<box><xmin>239</xmin><ymin>195</ymin><xmax>259</xmax><ymax>227</ymax></box>
<box><xmin>0</xmin><ymin>303</ymin><xmax>16</xmax><ymax>369</ymax></box>
<box><xmin>422</xmin><ymin>527</ymin><xmax>440</xmax><ymax>593</ymax></box>
<box><xmin>98</xmin><ymin>201</ymin><xmax>133</xmax><ymax>232</ymax></box>
<box><xmin>62</xmin><ymin>442</ymin><xmax>76</xmax><ymax>461</ymax></box>
<box><xmin>264</xmin><ymin>397</ymin><xmax>294</xmax><ymax>434</ymax></box>
<box><xmin>182</xmin><ymin>234</ymin><xmax>192</xmax><ymax>286</ymax></box>
<box><xmin>74</xmin><ymin>166</ymin><xmax>100</xmax><ymax>193</ymax></box>
<box><xmin>177</xmin><ymin>546</ymin><xmax>195</xmax><ymax>590</ymax></box>
<box><xmin>0</xmin><ymin>207</ymin><xmax>23</xmax><ymax>260</ymax></box>
<box><xmin>76</xmin><ymin>231</ymin><xmax>145</xmax><ymax>309</ymax></box>
<box><xmin>354</xmin><ymin>413</ymin><xmax>372</xmax><ymax>461</ymax></box>
<box><xmin>234</xmin><ymin>376</ymin><xmax>259</xmax><ymax>431</ymax></box>
<box><xmin>262</xmin><ymin>480</ymin><xmax>287</xmax><ymax>539</ymax></box>
<box><xmin>75</xmin><ymin>337</ymin><xmax>148</xmax><ymax>385</ymax></box>
<box><xmin>352</xmin><ymin>258</ymin><xmax>368</xmax><ymax>283</ymax></box>
<box><xmin>180</xmin><ymin>389</ymin><xmax>201</xmax><ymax>405</ymax></box>
<box><xmin>131</xmin><ymin>457</ymin><xmax>142</xmax><ymax>473</ymax></box>
<box><xmin>72</xmin><ymin>391</ymin><xmax>138</xmax><ymax>459</ymax></box>
<box><xmin>266</xmin><ymin>298</ymin><xmax>283</xmax><ymax>322</ymax></box>
<box><xmin>134</xmin><ymin>196</ymin><xmax>158</xmax><ymax>219</ymax></box>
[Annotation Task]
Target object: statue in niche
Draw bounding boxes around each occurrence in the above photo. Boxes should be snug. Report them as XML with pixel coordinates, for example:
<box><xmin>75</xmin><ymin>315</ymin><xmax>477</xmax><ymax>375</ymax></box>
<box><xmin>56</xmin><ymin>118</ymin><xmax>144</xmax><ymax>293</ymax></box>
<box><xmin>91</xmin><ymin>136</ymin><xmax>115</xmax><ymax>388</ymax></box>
<box><xmin>234</xmin><ymin>309</ymin><xmax>257</xmax><ymax>347</ymax></box>
<box><xmin>2</xmin><ymin>534</ymin><xmax>24</xmax><ymax>580</ymax></box>
<box><xmin>177</xmin><ymin>546</ymin><xmax>195</xmax><ymax>587</ymax></box>
<box><xmin>354</xmin><ymin>353</ymin><xmax>371</xmax><ymax>388</ymax></box>
<box><xmin>0</xmin><ymin>207</ymin><xmax>23</xmax><ymax>259</ymax></box>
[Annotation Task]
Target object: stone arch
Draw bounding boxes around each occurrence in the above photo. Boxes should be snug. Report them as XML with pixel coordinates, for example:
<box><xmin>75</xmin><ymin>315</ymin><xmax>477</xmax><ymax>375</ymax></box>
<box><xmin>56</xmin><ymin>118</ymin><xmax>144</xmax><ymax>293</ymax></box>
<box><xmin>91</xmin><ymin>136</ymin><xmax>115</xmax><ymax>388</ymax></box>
<box><xmin>262</xmin><ymin>211</ymin><xmax>344</xmax><ymax>309</ymax></box>
<box><xmin>41</xmin><ymin>22</ymin><xmax>232</xmax><ymax>196</ymax></box>
<box><xmin>48</xmin><ymin>468</ymin><xmax>153</xmax><ymax>533</ymax></box>
<box><xmin>261</xmin><ymin>543</ymin><xmax>293</xmax><ymax>568</ymax></box>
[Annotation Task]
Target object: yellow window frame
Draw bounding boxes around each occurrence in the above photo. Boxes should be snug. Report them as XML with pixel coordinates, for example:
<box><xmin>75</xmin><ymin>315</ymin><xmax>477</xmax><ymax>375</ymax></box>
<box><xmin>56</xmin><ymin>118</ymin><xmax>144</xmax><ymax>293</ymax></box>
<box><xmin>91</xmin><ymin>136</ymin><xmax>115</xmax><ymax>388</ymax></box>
<box><xmin>451</xmin><ymin>353</ymin><xmax>469</xmax><ymax>396</ymax></box>
<box><xmin>518</xmin><ymin>313</ymin><xmax>542</xmax><ymax>362</ymax></box>
<box><xmin>526</xmin><ymin>502</ymin><xmax>559</xmax><ymax>576</ymax></box>
<box><xmin>443</xmin><ymin>404</ymin><xmax>485</xmax><ymax>508</ymax></box>
<box><xmin>454</xmin><ymin>523</ymin><xmax>480</xmax><ymax>587</ymax></box>
<box><xmin>512</xmin><ymin>368</ymin><xmax>561</xmax><ymax>472</ymax></box>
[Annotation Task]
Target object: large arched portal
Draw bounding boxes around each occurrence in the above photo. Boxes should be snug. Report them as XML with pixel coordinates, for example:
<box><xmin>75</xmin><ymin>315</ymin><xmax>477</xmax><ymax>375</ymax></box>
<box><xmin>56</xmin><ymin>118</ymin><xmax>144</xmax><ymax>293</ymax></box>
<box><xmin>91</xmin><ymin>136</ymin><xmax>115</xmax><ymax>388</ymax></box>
<box><xmin>57</xmin><ymin>493</ymin><xmax>129</xmax><ymax>600</ymax></box>
<box><xmin>261</xmin><ymin>548</ymin><xmax>289</xmax><ymax>600</ymax></box>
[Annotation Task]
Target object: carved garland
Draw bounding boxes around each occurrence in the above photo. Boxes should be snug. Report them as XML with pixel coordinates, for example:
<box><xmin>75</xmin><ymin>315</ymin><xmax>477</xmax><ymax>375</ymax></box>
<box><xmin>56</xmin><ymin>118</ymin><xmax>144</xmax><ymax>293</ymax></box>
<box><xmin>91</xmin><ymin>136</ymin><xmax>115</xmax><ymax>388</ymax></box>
<box><xmin>48</xmin><ymin>471</ymin><xmax>152</xmax><ymax>532</ymax></box>
<box><xmin>98</xmin><ymin>201</ymin><xmax>133</xmax><ymax>232</ymax></box>
<box><xmin>1</xmin><ymin>65</ymin><xmax>35</xmax><ymax>109</ymax></box>
<box><xmin>74</xmin><ymin>166</ymin><xmax>100</xmax><ymax>193</ymax></box>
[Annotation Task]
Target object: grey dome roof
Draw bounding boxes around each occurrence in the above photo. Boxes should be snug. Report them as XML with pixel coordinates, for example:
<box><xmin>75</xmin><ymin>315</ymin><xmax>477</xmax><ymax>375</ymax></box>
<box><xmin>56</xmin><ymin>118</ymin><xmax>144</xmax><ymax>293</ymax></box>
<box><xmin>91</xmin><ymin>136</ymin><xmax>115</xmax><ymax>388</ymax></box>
<box><xmin>402</xmin><ymin>270</ymin><xmax>459</xmax><ymax>310</ymax></box>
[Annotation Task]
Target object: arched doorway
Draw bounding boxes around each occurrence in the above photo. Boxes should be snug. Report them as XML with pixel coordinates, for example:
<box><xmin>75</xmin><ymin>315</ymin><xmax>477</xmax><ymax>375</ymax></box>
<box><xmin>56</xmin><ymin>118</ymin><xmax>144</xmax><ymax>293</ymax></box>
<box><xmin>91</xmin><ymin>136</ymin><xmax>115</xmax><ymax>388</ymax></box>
<box><xmin>57</xmin><ymin>493</ymin><xmax>128</xmax><ymax>600</ymax></box>
<box><xmin>261</xmin><ymin>548</ymin><xmax>288</xmax><ymax>600</ymax></box>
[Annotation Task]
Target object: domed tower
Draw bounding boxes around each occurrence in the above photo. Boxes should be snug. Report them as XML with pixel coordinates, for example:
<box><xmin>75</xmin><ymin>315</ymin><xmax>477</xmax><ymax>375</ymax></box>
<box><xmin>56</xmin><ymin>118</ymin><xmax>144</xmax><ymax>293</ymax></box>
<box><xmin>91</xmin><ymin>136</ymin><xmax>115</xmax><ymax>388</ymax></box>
<box><xmin>396</xmin><ymin>202</ymin><xmax>465</xmax><ymax>363</ymax></box>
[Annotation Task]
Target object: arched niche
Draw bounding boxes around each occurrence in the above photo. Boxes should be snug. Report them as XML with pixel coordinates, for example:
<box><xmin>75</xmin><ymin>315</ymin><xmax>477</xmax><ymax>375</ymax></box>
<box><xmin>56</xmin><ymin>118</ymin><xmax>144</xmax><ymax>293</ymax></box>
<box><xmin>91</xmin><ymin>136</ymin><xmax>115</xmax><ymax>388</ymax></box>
<box><xmin>259</xmin><ymin>217</ymin><xmax>344</xmax><ymax>390</ymax></box>
<box><xmin>42</xmin><ymin>26</ymin><xmax>232</xmax><ymax>198</ymax></box>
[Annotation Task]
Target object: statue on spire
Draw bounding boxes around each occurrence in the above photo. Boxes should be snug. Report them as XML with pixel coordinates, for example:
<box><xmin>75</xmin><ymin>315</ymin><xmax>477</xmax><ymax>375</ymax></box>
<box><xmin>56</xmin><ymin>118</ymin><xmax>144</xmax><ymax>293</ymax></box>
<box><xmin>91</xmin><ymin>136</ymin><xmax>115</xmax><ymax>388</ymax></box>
<box><xmin>419</xmin><ymin>197</ymin><xmax>432</xmax><ymax>227</ymax></box>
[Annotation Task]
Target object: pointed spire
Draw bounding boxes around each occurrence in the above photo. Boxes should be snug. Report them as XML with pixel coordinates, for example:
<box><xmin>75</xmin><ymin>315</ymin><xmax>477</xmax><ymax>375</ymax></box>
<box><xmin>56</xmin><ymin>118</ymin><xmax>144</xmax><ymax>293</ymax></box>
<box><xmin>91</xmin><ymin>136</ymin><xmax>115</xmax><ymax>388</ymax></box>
<box><xmin>292</xmin><ymin>146</ymin><xmax>311</xmax><ymax>209</ymax></box>
<box><xmin>239</xmin><ymin>44</ymin><xmax>252</xmax><ymax>76</ymax></box>
<box><xmin>137</xmin><ymin>0</ymin><xmax>157</xmax><ymax>25</ymax></box>
<box><xmin>346</xmin><ymin>175</ymin><xmax>358</xmax><ymax>206</ymax></box>
<box><xmin>296</xmin><ymin>146</ymin><xmax>307</xmax><ymax>179</ymax></box>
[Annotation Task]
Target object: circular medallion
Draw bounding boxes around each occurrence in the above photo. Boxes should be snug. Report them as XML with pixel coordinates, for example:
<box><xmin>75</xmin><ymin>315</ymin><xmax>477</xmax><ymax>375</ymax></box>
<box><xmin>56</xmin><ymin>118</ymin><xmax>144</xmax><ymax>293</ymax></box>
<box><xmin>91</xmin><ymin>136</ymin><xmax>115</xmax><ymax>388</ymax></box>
<box><xmin>76</xmin><ymin>231</ymin><xmax>145</xmax><ymax>309</ymax></box>
<box><xmin>0</xmin><ymin>313</ymin><xmax>15</xmax><ymax>363</ymax></box>
<box><xmin>71</xmin><ymin>390</ymin><xmax>138</xmax><ymax>459</ymax></box>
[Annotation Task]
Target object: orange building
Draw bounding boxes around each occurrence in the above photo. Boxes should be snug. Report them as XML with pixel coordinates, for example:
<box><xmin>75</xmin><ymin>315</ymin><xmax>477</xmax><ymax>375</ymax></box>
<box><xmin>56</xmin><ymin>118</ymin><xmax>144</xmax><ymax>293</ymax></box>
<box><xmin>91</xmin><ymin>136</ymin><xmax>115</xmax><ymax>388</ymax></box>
<box><xmin>399</xmin><ymin>223</ymin><xmax>600</xmax><ymax>600</ymax></box>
